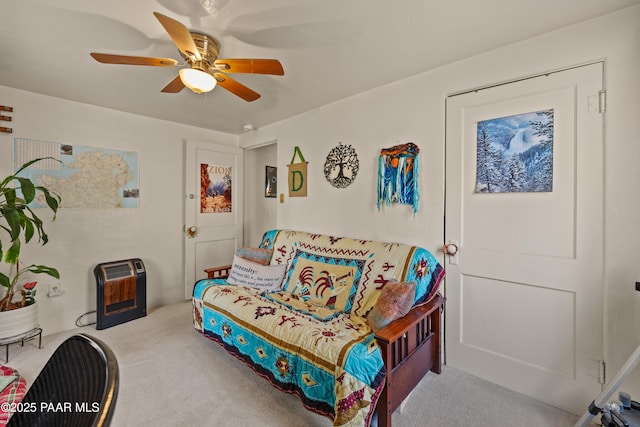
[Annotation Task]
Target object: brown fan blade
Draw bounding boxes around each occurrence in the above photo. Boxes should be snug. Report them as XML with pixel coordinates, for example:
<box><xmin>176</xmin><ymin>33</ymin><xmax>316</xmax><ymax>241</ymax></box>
<box><xmin>213</xmin><ymin>59</ymin><xmax>284</xmax><ymax>76</ymax></box>
<box><xmin>153</xmin><ymin>12</ymin><xmax>201</xmax><ymax>62</ymax></box>
<box><xmin>90</xmin><ymin>53</ymin><xmax>178</xmax><ymax>67</ymax></box>
<box><xmin>161</xmin><ymin>75</ymin><xmax>185</xmax><ymax>93</ymax></box>
<box><xmin>213</xmin><ymin>73</ymin><xmax>260</xmax><ymax>102</ymax></box>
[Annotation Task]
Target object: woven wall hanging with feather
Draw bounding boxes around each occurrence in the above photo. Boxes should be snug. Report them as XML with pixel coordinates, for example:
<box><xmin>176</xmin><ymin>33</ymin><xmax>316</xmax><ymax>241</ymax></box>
<box><xmin>377</xmin><ymin>142</ymin><xmax>420</xmax><ymax>214</ymax></box>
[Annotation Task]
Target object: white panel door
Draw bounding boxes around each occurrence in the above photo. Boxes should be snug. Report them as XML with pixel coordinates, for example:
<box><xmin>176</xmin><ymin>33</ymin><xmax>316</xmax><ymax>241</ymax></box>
<box><xmin>445</xmin><ymin>63</ymin><xmax>603</xmax><ymax>415</ymax></box>
<box><xmin>184</xmin><ymin>140</ymin><xmax>243</xmax><ymax>299</ymax></box>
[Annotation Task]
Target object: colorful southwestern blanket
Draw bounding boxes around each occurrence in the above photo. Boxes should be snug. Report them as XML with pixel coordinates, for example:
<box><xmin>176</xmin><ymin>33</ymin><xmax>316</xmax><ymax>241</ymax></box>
<box><xmin>193</xmin><ymin>282</ymin><xmax>384</xmax><ymax>426</ymax></box>
<box><xmin>193</xmin><ymin>230</ymin><xmax>444</xmax><ymax>426</ymax></box>
<box><xmin>261</xmin><ymin>230</ymin><xmax>443</xmax><ymax>318</ymax></box>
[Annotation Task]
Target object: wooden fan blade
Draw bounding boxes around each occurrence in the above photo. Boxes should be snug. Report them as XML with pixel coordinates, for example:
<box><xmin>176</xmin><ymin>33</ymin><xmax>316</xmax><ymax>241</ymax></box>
<box><xmin>213</xmin><ymin>59</ymin><xmax>284</xmax><ymax>76</ymax></box>
<box><xmin>153</xmin><ymin>12</ymin><xmax>201</xmax><ymax>62</ymax></box>
<box><xmin>161</xmin><ymin>75</ymin><xmax>185</xmax><ymax>93</ymax></box>
<box><xmin>213</xmin><ymin>73</ymin><xmax>260</xmax><ymax>102</ymax></box>
<box><xmin>90</xmin><ymin>53</ymin><xmax>178</xmax><ymax>67</ymax></box>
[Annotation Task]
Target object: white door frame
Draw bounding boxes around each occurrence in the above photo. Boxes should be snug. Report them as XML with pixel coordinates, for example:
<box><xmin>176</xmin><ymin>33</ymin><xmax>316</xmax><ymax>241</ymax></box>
<box><xmin>242</xmin><ymin>140</ymin><xmax>278</xmax><ymax>247</ymax></box>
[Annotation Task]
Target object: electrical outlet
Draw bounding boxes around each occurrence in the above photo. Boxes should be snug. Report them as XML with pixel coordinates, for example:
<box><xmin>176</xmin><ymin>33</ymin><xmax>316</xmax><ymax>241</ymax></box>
<box><xmin>48</xmin><ymin>283</ymin><xmax>64</xmax><ymax>297</ymax></box>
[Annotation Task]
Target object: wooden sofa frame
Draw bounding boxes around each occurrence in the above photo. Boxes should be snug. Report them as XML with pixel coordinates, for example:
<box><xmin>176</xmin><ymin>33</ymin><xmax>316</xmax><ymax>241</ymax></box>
<box><xmin>203</xmin><ymin>266</ymin><xmax>445</xmax><ymax>427</ymax></box>
<box><xmin>375</xmin><ymin>294</ymin><xmax>444</xmax><ymax>427</ymax></box>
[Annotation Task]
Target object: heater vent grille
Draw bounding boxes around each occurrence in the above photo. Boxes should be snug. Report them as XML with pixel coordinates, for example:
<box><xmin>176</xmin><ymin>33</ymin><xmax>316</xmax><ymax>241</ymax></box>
<box><xmin>103</xmin><ymin>263</ymin><xmax>133</xmax><ymax>280</ymax></box>
<box><xmin>94</xmin><ymin>258</ymin><xmax>146</xmax><ymax>330</ymax></box>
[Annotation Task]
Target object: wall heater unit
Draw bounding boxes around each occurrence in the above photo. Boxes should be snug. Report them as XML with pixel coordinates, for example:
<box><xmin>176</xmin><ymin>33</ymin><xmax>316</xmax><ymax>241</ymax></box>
<box><xmin>94</xmin><ymin>258</ymin><xmax>147</xmax><ymax>330</ymax></box>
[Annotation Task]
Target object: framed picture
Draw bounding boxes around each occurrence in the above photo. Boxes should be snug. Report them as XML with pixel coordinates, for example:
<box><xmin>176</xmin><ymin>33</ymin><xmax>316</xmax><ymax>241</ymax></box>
<box><xmin>265</xmin><ymin>166</ymin><xmax>277</xmax><ymax>198</ymax></box>
<box><xmin>475</xmin><ymin>109</ymin><xmax>554</xmax><ymax>193</ymax></box>
<box><xmin>201</xmin><ymin>163</ymin><xmax>232</xmax><ymax>213</ymax></box>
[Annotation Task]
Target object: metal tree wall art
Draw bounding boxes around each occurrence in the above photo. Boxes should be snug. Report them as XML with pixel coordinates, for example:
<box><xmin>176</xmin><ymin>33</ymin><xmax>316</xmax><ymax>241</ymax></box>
<box><xmin>324</xmin><ymin>143</ymin><xmax>359</xmax><ymax>188</ymax></box>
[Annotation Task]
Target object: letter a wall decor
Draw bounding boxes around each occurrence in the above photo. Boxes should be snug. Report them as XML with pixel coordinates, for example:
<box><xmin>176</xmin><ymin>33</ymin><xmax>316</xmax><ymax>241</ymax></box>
<box><xmin>287</xmin><ymin>146</ymin><xmax>308</xmax><ymax>197</ymax></box>
<box><xmin>377</xmin><ymin>142</ymin><xmax>420</xmax><ymax>214</ymax></box>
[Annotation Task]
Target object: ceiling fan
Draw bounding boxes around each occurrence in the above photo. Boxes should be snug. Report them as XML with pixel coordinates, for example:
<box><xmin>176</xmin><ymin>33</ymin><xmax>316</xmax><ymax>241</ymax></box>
<box><xmin>90</xmin><ymin>12</ymin><xmax>284</xmax><ymax>102</ymax></box>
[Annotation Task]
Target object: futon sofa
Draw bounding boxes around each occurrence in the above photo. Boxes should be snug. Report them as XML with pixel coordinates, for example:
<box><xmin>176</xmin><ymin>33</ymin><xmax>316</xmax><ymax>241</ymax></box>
<box><xmin>192</xmin><ymin>230</ymin><xmax>445</xmax><ymax>427</ymax></box>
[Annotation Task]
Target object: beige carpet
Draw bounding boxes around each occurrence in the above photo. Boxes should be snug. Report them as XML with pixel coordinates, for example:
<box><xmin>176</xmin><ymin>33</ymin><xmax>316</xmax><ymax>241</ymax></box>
<box><xmin>6</xmin><ymin>301</ymin><xmax>579</xmax><ymax>426</ymax></box>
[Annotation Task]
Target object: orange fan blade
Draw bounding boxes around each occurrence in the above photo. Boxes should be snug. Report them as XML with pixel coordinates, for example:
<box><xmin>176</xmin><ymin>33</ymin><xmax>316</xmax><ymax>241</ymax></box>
<box><xmin>213</xmin><ymin>59</ymin><xmax>284</xmax><ymax>76</ymax></box>
<box><xmin>213</xmin><ymin>73</ymin><xmax>260</xmax><ymax>102</ymax></box>
<box><xmin>161</xmin><ymin>75</ymin><xmax>185</xmax><ymax>93</ymax></box>
<box><xmin>90</xmin><ymin>53</ymin><xmax>178</xmax><ymax>67</ymax></box>
<box><xmin>153</xmin><ymin>12</ymin><xmax>201</xmax><ymax>62</ymax></box>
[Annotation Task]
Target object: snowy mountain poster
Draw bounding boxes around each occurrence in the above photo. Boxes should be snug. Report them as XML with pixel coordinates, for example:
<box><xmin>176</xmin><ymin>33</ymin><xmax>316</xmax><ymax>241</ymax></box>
<box><xmin>200</xmin><ymin>163</ymin><xmax>232</xmax><ymax>213</ymax></box>
<box><xmin>475</xmin><ymin>109</ymin><xmax>554</xmax><ymax>193</ymax></box>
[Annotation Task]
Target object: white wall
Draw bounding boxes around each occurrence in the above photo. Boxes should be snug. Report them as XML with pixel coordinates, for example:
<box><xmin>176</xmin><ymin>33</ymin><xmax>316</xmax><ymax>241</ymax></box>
<box><xmin>243</xmin><ymin>142</ymin><xmax>278</xmax><ymax>246</ymax></box>
<box><xmin>240</xmin><ymin>85</ymin><xmax>446</xmax><ymax>255</ymax></box>
<box><xmin>0</xmin><ymin>87</ymin><xmax>237</xmax><ymax>335</ymax></box>
<box><xmin>241</xmin><ymin>6</ymin><xmax>640</xmax><ymax>405</ymax></box>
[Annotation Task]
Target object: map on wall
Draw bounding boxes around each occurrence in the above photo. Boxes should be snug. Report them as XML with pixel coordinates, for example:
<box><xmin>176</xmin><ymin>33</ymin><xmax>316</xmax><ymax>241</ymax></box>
<box><xmin>14</xmin><ymin>138</ymin><xmax>139</xmax><ymax>208</ymax></box>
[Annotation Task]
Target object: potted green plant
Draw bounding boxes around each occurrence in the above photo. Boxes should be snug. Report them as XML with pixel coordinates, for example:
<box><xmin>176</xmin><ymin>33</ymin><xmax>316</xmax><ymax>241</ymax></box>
<box><xmin>0</xmin><ymin>158</ymin><xmax>61</xmax><ymax>337</ymax></box>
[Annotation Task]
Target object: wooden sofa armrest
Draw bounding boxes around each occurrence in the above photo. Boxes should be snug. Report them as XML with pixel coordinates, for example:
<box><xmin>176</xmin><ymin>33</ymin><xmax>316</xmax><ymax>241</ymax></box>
<box><xmin>375</xmin><ymin>294</ymin><xmax>444</xmax><ymax>344</ymax></box>
<box><xmin>374</xmin><ymin>294</ymin><xmax>445</xmax><ymax>427</ymax></box>
<box><xmin>204</xmin><ymin>265</ymin><xmax>232</xmax><ymax>280</ymax></box>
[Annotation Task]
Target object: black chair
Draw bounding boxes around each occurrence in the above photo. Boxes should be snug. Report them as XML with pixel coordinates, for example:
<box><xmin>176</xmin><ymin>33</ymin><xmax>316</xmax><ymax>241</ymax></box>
<box><xmin>8</xmin><ymin>333</ymin><xmax>119</xmax><ymax>427</ymax></box>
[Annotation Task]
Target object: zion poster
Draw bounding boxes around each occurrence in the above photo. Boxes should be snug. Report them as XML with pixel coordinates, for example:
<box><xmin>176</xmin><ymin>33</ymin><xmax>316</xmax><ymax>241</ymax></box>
<box><xmin>200</xmin><ymin>163</ymin><xmax>232</xmax><ymax>213</ymax></box>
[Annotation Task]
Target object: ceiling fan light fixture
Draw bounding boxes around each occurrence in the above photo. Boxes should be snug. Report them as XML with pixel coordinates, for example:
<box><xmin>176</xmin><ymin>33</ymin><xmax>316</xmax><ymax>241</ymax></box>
<box><xmin>179</xmin><ymin>68</ymin><xmax>217</xmax><ymax>94</ymax></box>
<box><xmin>91</xmin><ymin>12</ymin><xmax>283</xmax><ymax>101</ymax></box>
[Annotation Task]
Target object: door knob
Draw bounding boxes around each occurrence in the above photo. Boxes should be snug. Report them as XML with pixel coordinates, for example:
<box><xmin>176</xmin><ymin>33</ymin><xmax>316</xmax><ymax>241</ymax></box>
<box><xmin>442</xmin><ymin>243</ymin><xmax>459</xmax><ymax>255</ymax></box>
<box><xmin>186</xmin><ymin>226</ymin><xmax>198</xmax><ymax>238</ymax></box>
<box><xmin>442</xmin><ymin>242</ymin><xmax>459</xmax><ymax>265</ymax></box>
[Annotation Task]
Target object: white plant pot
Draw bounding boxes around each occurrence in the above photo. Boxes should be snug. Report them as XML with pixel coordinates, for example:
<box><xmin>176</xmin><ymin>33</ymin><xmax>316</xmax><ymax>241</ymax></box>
<box><xmin>0</xmin><ymin>302</ymin><xmax>39</xmax><ymax>339</ymax></box>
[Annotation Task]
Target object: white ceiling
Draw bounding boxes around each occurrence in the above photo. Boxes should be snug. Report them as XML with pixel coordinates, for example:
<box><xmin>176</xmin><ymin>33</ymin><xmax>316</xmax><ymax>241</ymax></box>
<box><xmin>1</xmin><ymin>0</ymin><xmax>637</xmax><ymax>135</ymax></box>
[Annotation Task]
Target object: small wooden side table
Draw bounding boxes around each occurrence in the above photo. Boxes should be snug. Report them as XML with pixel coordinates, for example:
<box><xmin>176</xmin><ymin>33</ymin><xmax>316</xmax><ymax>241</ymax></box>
<box><xmin>0</xmin><ymin>328</ymin><xmax>42</xmax><ymax>363</ymax></box>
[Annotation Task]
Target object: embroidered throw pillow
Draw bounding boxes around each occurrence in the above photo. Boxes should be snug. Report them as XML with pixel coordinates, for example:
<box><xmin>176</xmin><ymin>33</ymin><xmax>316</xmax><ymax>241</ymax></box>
<box><xmin>283</xmin><ymin>256</ymin><xmax>358</xmax><ymax>312</ymax></box>
<box><xmin>227</xmin><ymin>255</ymin><xmax>285</xmax><ymax>292</ymax></box>
<box><xmin>236</xmin><ymin>246</ymin><xmax>273</xmax><ymax>266</ymax></box>
<box><xmin>367</xmin><ymin>281</ymin><xmax>416</xmax><ymax>332</ymax></box>
<box><xmin>281</xmin><ymin>249</ymin><xmax>366</xmax><ymax>313</ymax></box>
